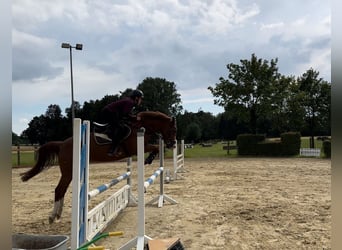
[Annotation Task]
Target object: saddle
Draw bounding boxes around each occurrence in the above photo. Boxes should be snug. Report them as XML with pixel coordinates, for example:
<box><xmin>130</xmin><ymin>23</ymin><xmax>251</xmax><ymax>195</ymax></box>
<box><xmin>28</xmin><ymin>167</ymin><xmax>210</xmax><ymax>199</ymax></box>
<box><xmin>93</xmin><ymin>122</ymin><xmax>131</xmax><ymax>145</ymax></box>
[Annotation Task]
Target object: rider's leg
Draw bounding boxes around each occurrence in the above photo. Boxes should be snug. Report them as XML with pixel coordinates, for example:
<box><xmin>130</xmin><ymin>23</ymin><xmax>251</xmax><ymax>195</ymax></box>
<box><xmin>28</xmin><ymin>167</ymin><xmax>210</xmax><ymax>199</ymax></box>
<box><xmin>108</xmin><ymin>124</ymin><xmax>125</xmax><ymax>156</ymax></box>
<box><xmin>108</xmin><ymin>125</ymin><xmax>119</xmax><ymax>155</ymax></box>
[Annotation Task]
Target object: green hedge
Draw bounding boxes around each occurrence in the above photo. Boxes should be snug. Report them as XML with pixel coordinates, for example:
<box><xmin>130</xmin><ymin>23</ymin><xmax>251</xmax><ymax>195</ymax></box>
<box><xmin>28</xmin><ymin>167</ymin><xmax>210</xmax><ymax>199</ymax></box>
<box><xmin>237</xmin><ymin>134</ymin><xmax>265</xmax><ymax>155</ymax></box>
<box><xmin>280</xmin><ymin>132</ymin><xmax>301</xmax><ymax>155</ymax></box>
<box><xmin>323</xmin><ymin>140</ymin><xmax>331</xmax><ymax>158</ymax></box>
<box><xmin>237</xmin><ymin>132</ymin><xmax>301</xmax><ymax>156</ymax></box>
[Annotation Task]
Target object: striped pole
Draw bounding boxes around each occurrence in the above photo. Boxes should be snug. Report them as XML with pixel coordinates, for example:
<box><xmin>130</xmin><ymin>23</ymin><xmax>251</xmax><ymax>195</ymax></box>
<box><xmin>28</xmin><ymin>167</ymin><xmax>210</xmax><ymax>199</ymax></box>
<box><xmin>88</xmin><ymin>172</ymin><xmax>131</xmax><ymax>199</ymax></box>
<box><xmin>144</xmin><ymin>167</ymin><xmax>163</xmax><ymax>190</ymax></box>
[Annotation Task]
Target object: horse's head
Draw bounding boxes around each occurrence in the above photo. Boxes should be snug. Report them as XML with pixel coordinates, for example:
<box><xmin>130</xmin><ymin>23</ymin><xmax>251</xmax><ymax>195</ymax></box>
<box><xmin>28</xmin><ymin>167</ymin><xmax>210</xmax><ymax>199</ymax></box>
<box><xmin>138</xmin><ymin>111</ymin><xmax>177</xmax><ymax>148</ymax></box>
<box><xmin>163</xmin><ymin>116</ymin><xmax>177</xmax><ymax>148</ymax></box>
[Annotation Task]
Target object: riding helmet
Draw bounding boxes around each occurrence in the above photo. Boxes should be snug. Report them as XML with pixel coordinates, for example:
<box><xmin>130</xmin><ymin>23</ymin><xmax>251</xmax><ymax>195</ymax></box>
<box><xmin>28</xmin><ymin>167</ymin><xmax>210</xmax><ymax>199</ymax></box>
<box><xmin>130</xmin><ymin>89</ymin><xmax>144</xmax><ymax>98</ymax></box>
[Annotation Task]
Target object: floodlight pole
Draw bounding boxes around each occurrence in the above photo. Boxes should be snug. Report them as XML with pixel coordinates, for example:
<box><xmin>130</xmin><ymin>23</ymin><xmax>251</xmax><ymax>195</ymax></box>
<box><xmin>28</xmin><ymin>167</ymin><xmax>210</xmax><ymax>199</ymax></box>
<box><xmin>61</xmin><ymin>43</ymin><xmax>83</xmax><ymax>129</ymax></box>
<box><xmin>69</xmin><ymin>46</ymin><xmax>75</xmax><ymax>127</ymax></box>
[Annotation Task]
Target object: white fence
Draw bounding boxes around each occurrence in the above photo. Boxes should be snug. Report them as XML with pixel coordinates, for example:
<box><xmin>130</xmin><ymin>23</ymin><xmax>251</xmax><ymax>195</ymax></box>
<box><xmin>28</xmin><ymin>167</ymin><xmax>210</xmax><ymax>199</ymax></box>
<box><xmin>300</xmin><ymin>148</ymin><xmax>321</xmax><ymax>157</ymax></box>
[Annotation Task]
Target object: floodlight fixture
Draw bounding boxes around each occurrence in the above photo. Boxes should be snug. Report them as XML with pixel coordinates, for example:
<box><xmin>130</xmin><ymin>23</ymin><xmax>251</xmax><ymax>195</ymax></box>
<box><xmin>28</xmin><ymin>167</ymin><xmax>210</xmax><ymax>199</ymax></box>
<box><xmin>61</xmin><ymin>43</ymin><xmax>71</xmax><ymax>49</ymax></box>
<box><xmin>75</xmin><ymin>44</ymin><xmax>83</xmax><ymax>50</ymax></box>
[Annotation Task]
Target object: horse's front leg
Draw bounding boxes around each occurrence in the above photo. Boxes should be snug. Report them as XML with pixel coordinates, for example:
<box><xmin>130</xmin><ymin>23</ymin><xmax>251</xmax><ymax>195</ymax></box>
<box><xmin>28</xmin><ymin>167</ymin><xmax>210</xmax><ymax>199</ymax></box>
<box><xmin>144</xmin><ymin>144</ymin><xmax>159</xmax><ymax>165</ymax></box>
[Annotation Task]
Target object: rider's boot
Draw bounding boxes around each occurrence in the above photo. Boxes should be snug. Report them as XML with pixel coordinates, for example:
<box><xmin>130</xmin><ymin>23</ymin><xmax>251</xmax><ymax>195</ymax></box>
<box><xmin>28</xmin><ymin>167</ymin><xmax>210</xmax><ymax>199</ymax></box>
<box><xmin>107</xmin><ymin>127</ymin><xmax>119</xmax><ymax>157</ymax></box>
<box><xmin>107</xmin><ymin>128</ymin><xmax>124</xmax><ymax>157</ymax></box>
<box><xmin>107</xmin><ymin>139</ymin><xmax>121</xmax><ymax>157</ymax></box>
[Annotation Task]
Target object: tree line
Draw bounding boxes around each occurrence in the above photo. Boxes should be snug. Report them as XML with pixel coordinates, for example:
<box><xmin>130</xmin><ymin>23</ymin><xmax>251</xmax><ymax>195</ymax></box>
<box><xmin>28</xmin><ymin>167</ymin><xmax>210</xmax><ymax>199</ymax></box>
<box><xmin>13</xmin><ymin>54</ymin><xmax>330</xmax><ymax>146</ymax></box>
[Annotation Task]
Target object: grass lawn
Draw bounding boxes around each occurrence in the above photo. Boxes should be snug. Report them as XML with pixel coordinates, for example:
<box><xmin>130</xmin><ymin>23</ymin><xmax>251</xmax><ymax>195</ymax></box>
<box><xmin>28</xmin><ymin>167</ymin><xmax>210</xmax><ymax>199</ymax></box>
<box><xmin>12</xmin><ymin>151</ymin><xmax>37</xmax><ymax>167</ymax></box>
<box><xmin>12</xmin><ymin>137</ymin><xmax>328</xmax><ymax>167</ymax></box>
<box><xmin>165</xmin><ymin>142</ymin><xmax>237</xmax><ymax>159</ymax></box>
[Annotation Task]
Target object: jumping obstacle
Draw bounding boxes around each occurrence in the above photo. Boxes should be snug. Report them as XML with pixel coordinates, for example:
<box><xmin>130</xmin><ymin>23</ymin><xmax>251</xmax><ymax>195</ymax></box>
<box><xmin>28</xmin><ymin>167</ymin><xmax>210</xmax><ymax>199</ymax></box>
<box><xmin>87</xmin><ymin>159</ymin><xmax>137</xmax><ymax>242</ymax></box>
<box><xmin>119</xmin><ymin>129</ymin><xmax>177</xmax><ymax>250</ymax></box>
<box><xmin>71</xmin><ymin>119</ymin><xmax>177</xmax><ymax>249</ymax></box>
<box><xmin>173</xmin><ymin>139</ymin><xmax>186</xmax><ymax>180</ymax></box>
<box><xmin>87</xmin><ymin>157</ymin><xmax>137</xmax><ymax>205</ymax></box>
<box><xmin>145</xmin><ymin>138</ymin><xmax>177</xmax><ymax>207</ymax></box>
<box><xmin>88</xmin><ymin>171</ymin><xmax>130</xmax><ymax>199</ymax></box>
<box><xmin>71</xmin><ymin>119</ymin><xmax>134</xmax><ymax>249</ymax></box>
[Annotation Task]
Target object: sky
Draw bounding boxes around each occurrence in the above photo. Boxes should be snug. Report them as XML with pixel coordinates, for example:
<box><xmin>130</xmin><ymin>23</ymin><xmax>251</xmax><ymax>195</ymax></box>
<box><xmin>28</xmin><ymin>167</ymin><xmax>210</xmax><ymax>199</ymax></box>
<box><xmin>12</xmin><ymin>0</ymin><xmax>330</xmax><ymax>135</ymax></box>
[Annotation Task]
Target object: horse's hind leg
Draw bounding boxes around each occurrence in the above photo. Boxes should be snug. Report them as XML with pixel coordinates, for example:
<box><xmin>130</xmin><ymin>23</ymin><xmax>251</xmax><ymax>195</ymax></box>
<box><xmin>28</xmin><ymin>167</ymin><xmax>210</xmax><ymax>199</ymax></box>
<box><xmin>49</xmin><ymin>174</ymin><xmax>72</xmax><ymax>224</ymax></box>
<box><xmin>49</xmin><ymin>197</ymin><xmax>64</xmax><ymax>224</ymax></box>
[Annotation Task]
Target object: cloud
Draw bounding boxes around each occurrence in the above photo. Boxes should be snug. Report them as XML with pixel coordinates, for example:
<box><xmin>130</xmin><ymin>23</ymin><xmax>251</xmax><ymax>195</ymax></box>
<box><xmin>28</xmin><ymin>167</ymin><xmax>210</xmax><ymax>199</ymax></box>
<box><xmin>12</xmin><ymin>0</ymin><xmax>90</xmax><ymax>30</ymax></box>
<box><xmin>11</xmin><ymin>0</ymin><xmax>330</xmax><ymax>134</ymax></box>
<box><xmin>12</xmin><ymin>29</ymin><xmax>63</xmax><ymax>81</ymax></box>
<box><xmin>260</xmin><ymin>22</ymin><xmax>284</xmax><ymax>31</ymax></box>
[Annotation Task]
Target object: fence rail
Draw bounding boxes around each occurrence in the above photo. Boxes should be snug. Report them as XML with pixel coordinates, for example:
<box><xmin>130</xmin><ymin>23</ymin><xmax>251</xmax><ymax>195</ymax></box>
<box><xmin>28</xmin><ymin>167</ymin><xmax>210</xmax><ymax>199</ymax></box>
<box><xmin>300</xmin><ymin>148</ymin><xmax>321</xmax><ymax>157</ymax></box>
<box><xmin>12</xmin><ymin>145</ymin><xmax>38</xmax><ymax>166</ymax></box>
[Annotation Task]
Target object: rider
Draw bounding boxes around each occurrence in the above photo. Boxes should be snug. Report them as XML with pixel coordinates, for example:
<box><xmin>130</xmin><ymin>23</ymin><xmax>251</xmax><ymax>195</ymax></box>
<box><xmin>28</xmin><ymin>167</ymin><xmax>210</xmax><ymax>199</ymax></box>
<box><xmin>102</xmin><ymin>89</ymin><xmax>144</xmax><ymax>156</ymax></box>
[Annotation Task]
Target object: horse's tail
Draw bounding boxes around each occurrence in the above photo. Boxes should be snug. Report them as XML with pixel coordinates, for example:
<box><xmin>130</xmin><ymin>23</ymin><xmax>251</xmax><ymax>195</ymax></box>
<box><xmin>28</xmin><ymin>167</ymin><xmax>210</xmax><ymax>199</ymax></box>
<box><xmin>20</xmin><ymin>141</ymin><xmax>61</xmax><ymax>182</ymax></box>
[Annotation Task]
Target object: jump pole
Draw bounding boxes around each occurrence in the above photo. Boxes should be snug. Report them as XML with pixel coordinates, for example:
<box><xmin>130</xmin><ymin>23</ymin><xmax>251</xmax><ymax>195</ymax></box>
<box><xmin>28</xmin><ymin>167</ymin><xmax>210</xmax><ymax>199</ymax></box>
<box><xmin>87</xmin><ymin>158</ymin><xmax>137</xmax><ymax>206</ymax></box>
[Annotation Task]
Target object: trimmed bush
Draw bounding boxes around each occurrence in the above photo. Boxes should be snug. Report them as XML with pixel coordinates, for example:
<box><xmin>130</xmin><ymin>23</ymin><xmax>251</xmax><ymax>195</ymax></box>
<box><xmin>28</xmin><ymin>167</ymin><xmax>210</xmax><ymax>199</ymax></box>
<box><xmin>280</xmin><ymin>132</ymin><xmax>301</xmax><ymax>156</ymax></box>
<box><xmin>323</xmin><ymin>140</ymin><xmax>331</xmax><ymax>158</ymax></box>
<box><xmin>237</xmin><ymin>132</ymin><xmax>301</xmax><ymax>156</ymax></box>
<box><xmin>237</xmin><ymin>134</ymin><xmax>265</xmax><ymax>155</ymax></box>
<box><xmin>257</xmin><ymin>141</ymin><xmax>283</xmax><ymax>156</ymax></box>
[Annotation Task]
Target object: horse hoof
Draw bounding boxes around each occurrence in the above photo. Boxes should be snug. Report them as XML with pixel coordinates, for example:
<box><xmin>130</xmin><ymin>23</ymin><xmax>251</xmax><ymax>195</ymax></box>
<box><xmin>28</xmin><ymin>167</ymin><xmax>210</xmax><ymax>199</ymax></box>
<box><xmin>144</xmin><ymin>157</ymin><xmax>154</xmax><ymax>165</ymax></box>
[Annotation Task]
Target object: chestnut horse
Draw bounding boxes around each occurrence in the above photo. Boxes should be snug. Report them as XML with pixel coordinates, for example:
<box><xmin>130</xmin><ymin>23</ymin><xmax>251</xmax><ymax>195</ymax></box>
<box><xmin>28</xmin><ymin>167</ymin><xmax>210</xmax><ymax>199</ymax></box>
<box><xmin>20</xmin><ymin>111</ymin><xmax>177</xmax><ymax>223</ymax></box>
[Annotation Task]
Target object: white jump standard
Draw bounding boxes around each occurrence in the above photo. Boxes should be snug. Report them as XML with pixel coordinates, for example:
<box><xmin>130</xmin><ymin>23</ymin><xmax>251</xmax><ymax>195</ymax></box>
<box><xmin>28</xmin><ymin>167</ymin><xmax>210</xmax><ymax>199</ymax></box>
<box><xmin>71</xmin><ymin>120</ymin><xmax>177</xmax><ymax>249</ymax></box>
<box><xmin>119</xmin><ymin>129</ymin><xmax>177</xmax><ymax>250</ymax></box>
<box><xmin>173</xmin><ymin>139</ymin><xmax>186</xmax><ymax>180</ymax></box>
<box><xmin>71</xmin><ymin>119</ymin><xmax>133</xmax><ymax>249</ymax></box>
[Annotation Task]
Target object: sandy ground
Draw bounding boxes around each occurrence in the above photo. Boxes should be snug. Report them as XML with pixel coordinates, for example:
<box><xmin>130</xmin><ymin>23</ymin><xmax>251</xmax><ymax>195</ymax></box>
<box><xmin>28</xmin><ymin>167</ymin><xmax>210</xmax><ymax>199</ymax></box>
<box><xmin>12</xmin><ymin>157</ymin><xmax>331</xmax><ymax>250</ymax></box>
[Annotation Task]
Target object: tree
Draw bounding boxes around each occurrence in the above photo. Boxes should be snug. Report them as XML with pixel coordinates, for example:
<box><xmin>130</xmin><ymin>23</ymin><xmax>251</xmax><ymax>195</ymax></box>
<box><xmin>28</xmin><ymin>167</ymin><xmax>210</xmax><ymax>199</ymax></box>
<box><xmin>45</xmin><ymin>104</ymin><xmax>69</xmax><ymax>141</ymax></box>
<box><xmin>12</xmin><ymin>132</ymin><xmax>21</xmax><ymax>145</ymax></box>
<box><xmin>185</xmin><ymin>122</ymin><xmax>201</xmax><ymax>143</ymax></box>
<box><xmin>65</xmin><ymin>101</ymin><xmax>82</xmax><ymax>121</ymax></box>
<box><xmin>280</xmin><ymin>78</ymin><xmax>307</xmax><ymax>133</ymax></box>
<box><xmin>175</xmin><ymin>111</ymin><xmax>194</xmax><ymax>139</ymax></box>
<box><xmin>176</xmin><ymin>110</ymin><xmax>219</xmax><ymax>142</ymax></box>
<box><xmin>266</xmin><ymin>75</ymin><xmax>295</xmax><ymax>135</ymax></box>
<box><xmin>316</xmin><ymin>81</ymin><xmax>331</xmax><ymax>135</ymax></box>
<box><xmin>296</xmin><ymin>68</ymin><xmax>331</xmax><ymax>147</ymax></box>
<box><xmin>217</xmin><ymin>112</ymin><xmax>249</xmax><ymax>140</ymax></box>
<box><xmin>22</xmin><ymin>115</ymin><xmax>47</xmax><ymax>144</ymax></box>
<box><xmin>137</xmin><ymin>77</ymin><xmax>183</xmax><ymax>116</ymax></box>
<box><xmin>22</xmin><ymin>104</ymin><xmax>69</xmax><ymax>144</ymax></box>
<box><xmin>194</xmin><ymin>111</ymin><xmax>219</xmax><ymax>140</ymax></box>
<box><xmin>208</xmin><ymin>53</ymin><xmax>284</xmax><ymax>134</ymax></box>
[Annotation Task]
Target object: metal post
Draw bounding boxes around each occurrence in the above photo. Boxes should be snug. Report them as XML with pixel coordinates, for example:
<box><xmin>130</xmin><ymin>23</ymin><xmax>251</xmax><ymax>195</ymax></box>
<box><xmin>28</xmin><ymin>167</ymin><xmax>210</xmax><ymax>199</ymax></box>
<box><xmin>62</xmin><ymin>43</ymin><xmax>82</xmax><ymax>129</ymax></box>
<box><xmin>16</xmin><ymin>145</ymin><xmax>20</xmax><ymax>166</ymax></box>
<box><xmin>69</xmin><ymin>47</ymin><xmax>75</xmax><ymax>128</ymax></box>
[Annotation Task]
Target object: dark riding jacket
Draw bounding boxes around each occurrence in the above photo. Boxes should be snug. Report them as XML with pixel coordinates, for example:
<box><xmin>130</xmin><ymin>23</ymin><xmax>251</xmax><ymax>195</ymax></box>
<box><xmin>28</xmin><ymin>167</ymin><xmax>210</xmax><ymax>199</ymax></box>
<box><xmin>101</xmin><ymin>97</ymin><xmax>137</xmax><ymax>129</ymax></box>
<box><xmin>103</xmin><ymin>97</ymin><xmax>136</xmax><ymax>117</ymax></box>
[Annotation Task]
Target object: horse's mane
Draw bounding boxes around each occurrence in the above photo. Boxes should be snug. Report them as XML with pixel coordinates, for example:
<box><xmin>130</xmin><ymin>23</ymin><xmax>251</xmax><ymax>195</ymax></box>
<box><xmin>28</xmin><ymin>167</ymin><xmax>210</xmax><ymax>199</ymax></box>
<box><xmin>138</xmin><ymin>111</ymin><xmax>171</xmax><ymax>120</ymax></box>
